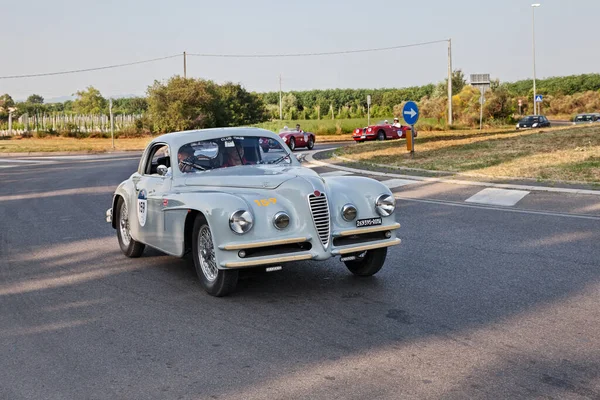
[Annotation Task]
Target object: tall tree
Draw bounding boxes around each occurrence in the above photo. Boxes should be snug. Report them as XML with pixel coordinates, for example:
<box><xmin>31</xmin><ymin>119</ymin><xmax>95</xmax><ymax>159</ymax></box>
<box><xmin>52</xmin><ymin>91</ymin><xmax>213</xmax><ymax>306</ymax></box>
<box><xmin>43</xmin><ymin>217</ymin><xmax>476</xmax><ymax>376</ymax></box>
<box><xmin>0</xmin><ymin>94</ymin><xmax>15</xmax><ymax>119</ymax></box>
<box><xmin>26</xmin><ymin>94</ymin><xmax>44</xmax><ymax>104</ymax></box>
<box><xmin>73</xmin><ymin>86</ymin><xmax>107</xmax><ymax>114</ymax></box>
<box><xmin>147</xmin><ymin>76</ymin><xmax>222</xmax><ymax>132</ymax></box>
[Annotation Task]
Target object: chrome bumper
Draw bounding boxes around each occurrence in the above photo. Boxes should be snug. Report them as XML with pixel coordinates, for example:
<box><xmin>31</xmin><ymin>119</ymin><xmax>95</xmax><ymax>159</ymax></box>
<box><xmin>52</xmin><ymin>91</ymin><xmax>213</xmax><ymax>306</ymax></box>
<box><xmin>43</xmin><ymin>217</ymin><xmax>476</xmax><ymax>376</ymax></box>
<box><xmin>106</xmin><ymin>208</ymin><xmax>112</xmax><ymax>224</ymax></box>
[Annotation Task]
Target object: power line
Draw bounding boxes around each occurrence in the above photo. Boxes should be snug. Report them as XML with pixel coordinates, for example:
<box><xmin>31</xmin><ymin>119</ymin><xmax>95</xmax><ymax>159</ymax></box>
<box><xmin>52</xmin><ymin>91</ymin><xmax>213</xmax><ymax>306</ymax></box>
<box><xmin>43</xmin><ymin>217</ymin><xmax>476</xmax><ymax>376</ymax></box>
<box><xmin>0</xmin><ymin>40</ymin><xmax>449</xmax><ymax>80</ymax></box>
<box><xmin>0</xmin><ymin>54</ymin><xmax>181</xmax><ymax>80</ymax></box>
<box><xmin>187</xmin><ymin>40</ymin><xmax>449</xmax><ymax>58</ymax></box>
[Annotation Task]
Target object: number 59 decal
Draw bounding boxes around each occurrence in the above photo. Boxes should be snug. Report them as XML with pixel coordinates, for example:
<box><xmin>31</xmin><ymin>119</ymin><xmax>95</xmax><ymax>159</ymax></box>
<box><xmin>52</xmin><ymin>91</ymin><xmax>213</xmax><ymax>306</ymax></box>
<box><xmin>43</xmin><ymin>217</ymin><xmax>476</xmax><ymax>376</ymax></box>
<box><xmin>254</xmin><ymin>198</ymin><xmax>277</xmax><ymax>207</ymax></box>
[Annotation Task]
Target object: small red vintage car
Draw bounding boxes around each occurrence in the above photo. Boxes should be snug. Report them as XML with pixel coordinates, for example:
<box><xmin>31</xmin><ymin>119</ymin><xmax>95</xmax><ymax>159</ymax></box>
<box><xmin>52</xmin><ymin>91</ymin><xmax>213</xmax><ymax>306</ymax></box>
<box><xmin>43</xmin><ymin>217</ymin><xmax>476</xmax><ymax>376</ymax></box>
<box><xmin>276</xmin><ymin>127</ymin><xmax>316</xmax><ymax>151</ymax></box>
<box><xmin>353</xmin><ymin>121</ymin><xmax>414</xmax><ymax>143</ymax></box>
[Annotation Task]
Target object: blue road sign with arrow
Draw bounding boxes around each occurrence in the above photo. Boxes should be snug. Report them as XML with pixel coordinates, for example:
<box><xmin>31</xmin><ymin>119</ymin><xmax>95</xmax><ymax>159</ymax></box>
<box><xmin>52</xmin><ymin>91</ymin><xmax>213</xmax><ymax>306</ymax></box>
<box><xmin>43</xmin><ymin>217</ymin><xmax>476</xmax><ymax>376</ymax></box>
<box><xmin>535</xmin><ymin>95</ymin><xmax>543</xmax><ymax>102</ymax></box>
<box><xmin>403</xmin><ymin>101</ymin><xmax>419</xmax><ymax>125</ymax></box>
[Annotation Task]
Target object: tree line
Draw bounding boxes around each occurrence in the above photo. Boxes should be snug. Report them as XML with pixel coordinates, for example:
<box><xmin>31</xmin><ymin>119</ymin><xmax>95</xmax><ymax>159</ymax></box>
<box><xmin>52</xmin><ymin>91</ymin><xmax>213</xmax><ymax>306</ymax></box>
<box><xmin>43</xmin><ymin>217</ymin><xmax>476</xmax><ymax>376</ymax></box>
<box><xmin>2</xmin><ymin>72</ymin><xmax>600</xmax><ymax>133</ymax></box>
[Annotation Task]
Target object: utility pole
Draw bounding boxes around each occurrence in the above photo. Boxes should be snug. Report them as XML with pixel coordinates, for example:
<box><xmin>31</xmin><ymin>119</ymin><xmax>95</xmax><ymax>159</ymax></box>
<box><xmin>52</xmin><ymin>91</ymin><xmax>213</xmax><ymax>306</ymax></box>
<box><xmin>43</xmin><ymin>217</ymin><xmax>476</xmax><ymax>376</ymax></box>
<box><xmin>109</xmin><ymin>99</ymin><xmax>115</xmax><ymax>150</ymax></box>
<box><xmin>183</xmin><ymin>51</ymin><xmax>187</xmax><ymax>79</ymax></box>
<box><xmin>447</xmin><ymin>38</ymin><xmax>453</xmax><ymax>126</ymax></box>
<box><xmin>532</xmin><ymin>4</ymin><xmax>540</xmax><ymax>115</ymax></box>
<box><xmin>279</xmin><ymin>74</ymin><xmax>283</xmax><ymax>120</ymax></box>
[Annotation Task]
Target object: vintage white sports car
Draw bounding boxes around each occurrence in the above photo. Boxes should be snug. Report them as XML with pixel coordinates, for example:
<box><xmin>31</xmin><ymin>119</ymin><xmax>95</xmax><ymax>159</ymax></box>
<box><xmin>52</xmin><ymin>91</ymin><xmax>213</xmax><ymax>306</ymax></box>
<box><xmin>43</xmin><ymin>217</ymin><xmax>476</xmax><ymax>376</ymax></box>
<box><xmin>106</xmin><ymin>127</ymin><xmax>401</xmax><ymax>296</ymax></box>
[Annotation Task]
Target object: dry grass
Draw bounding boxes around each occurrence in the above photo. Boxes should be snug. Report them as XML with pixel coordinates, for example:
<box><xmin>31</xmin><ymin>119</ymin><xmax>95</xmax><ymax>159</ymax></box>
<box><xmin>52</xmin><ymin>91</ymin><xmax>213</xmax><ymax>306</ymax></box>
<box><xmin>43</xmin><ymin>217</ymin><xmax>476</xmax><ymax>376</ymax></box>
<box><xmin>0</xmin><ymin>136</ymin><xmax>154</xmax><ymax>153</ymax></box>
<box><xmin>0</xmin><ymin>134</ymin><xmax>352</xmax><ymax>154</ymax></box>
<box><xmin>336</xmin><ymin>125</ymin><xmax>600</xmax><ymax>183</ymax></box>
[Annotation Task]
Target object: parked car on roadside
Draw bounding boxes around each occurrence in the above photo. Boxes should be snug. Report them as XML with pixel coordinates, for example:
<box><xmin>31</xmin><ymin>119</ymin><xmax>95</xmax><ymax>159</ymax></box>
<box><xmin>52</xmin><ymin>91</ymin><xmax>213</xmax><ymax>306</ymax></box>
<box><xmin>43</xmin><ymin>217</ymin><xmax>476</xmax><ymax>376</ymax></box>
<box><xmin>573</xmin><ymin>113</ymin><xmax>600</xmax><ymax>124</ymax></box>
<box><xmin>516</xmin><ymin>115</ymin><xmax>551</xmax><ymax>129</ymax></box>
<box><xmin>105</xmin><ymin>127</ymin><xmax>401</xmax><ymax>297</ymax></box>
<box><xmin>353</xmin><ymin>121</ymin><xmax>413</xmax><ymax>143</ymax></box>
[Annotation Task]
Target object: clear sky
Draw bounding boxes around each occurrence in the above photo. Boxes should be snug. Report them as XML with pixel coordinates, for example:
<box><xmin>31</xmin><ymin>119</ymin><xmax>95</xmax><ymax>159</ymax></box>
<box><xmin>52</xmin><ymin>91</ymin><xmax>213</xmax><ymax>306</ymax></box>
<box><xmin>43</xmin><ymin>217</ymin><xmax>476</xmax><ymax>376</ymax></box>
<box><xmin>1</xmin><ymin>0</ymin><xmax>598</xmax><ymax>101</ymax></box>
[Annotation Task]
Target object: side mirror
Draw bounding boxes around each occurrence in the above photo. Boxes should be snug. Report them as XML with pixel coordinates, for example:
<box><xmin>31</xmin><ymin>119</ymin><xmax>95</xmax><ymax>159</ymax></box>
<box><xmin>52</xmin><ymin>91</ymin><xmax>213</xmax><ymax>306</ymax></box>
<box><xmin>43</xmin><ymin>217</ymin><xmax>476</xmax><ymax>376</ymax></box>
<box><xmin>157</xmin><ymin>165</ymin><xmax>168</xmax><ymax>176</ymax></box>
<box><xmin>296</xmin><ymin>153</ymin><xmax>307</xmax><ymax>163</ymax></box>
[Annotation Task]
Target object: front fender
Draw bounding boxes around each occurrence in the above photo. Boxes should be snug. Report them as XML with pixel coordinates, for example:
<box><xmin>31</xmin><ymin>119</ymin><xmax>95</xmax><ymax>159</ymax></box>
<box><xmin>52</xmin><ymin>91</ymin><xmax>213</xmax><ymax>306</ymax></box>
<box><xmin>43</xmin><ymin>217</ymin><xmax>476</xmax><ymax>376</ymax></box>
<box><xmin>111</xmin><ymin>179</ymin><xmax>135</xmax><ymax>230</ymax></box>
<box><xmin>324</xmin><ymin>176</ymin><xmax>396</xmax><ymax>230</ymax></box>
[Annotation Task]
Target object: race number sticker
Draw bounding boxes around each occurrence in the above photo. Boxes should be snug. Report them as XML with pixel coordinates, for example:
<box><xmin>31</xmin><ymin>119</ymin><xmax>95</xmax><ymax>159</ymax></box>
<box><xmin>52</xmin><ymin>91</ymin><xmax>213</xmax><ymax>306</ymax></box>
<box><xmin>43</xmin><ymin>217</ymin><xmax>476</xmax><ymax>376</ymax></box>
<box><xmin>137</xmin><ymin>189</ymin><xmax>148</xmax><ymax>227</ymax></box>
<box><xmin>304</xmin><ymin>134</ymin><xmax>308</xmax><ymax>142</ymax></box>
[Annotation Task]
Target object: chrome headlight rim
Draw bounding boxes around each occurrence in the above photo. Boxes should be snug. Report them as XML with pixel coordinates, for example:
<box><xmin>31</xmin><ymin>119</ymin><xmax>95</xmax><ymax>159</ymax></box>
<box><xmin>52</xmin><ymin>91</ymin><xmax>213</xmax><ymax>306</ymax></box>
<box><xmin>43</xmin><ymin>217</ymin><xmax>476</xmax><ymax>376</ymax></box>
<box><xmin>375</xmin><ymin>194</ymin><xmax>396</xmax><ymax>217</ymax></box>
<box><xmin>229</xmin><ymin>209</ymin><xmax>254</xmax><ymax>234</ymax></box>
<box><xmin>273</xmin><ymin>211</ymin><xmax>290</xmax><ymax>230</ymax></box>
<box><xmin>341</xmin><ymin>203</ymin><xmax>358</xmax><ymax>221</ymax></box>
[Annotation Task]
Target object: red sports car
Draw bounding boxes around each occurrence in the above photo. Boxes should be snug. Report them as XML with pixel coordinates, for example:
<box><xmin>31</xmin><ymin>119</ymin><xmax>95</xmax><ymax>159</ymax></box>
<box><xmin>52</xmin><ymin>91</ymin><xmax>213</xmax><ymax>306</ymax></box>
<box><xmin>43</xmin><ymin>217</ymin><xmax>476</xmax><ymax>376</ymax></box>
<box><xmin>353</xmin><ymin>121</ymin><xmax>414</xmax><ymax>143</ymax></box>
<box><xmin>277</xmin><ymin>128</ymin><xmax>316</xmax><ymax>151</ymax></box>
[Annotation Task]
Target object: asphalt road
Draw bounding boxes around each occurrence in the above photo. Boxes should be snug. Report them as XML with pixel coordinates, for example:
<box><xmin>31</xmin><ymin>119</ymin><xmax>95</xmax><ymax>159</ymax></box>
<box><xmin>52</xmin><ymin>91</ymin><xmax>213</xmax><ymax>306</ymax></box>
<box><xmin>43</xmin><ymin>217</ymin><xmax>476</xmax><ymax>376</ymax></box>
<box><xmin>1</xmin><ymin>148</ymin><xmax>600</xmax><ymax>400</ymax></box>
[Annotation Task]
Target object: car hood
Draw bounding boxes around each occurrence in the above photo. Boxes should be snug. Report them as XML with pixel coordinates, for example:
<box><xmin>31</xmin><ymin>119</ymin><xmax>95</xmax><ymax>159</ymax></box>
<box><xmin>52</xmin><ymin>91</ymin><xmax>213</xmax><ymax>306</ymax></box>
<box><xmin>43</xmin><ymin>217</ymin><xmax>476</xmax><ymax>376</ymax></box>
<box><xmin>183</xmin><ymin>165</ymin><xmax>319</xmax><ymax>190</ymax></box>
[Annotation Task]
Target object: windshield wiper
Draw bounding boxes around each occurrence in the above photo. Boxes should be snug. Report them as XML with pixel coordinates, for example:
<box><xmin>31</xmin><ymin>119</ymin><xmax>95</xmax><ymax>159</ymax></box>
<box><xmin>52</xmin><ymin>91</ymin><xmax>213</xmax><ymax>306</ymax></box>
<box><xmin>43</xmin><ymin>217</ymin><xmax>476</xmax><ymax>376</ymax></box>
<box><xmin>180</xmin><ymin>160</ymin><xmax>206</xmax><ymax>171</ymax></box>
<box><xmin>270</xmin><ymin>154</ymin><xmax>291</xmax><ymax>165</ymax></box>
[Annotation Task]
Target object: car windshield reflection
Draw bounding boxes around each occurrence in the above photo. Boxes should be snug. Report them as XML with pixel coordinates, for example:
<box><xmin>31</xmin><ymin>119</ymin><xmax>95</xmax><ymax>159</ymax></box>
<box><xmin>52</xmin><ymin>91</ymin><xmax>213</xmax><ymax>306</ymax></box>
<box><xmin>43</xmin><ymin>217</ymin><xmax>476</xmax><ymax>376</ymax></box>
<box><xmin>177</xmin><ymin>136</ymin><xmax>291</xmax><ymax>173</ymax></box>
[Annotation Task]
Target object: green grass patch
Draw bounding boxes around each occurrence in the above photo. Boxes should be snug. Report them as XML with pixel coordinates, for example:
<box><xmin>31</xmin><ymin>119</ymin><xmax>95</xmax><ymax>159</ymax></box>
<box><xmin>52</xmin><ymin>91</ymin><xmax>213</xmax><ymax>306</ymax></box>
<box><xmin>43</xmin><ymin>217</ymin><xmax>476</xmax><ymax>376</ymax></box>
<box><xmin>335</xmin><ymin>125</ymin><xmax>600</xmax><ymax>183</ymax></box>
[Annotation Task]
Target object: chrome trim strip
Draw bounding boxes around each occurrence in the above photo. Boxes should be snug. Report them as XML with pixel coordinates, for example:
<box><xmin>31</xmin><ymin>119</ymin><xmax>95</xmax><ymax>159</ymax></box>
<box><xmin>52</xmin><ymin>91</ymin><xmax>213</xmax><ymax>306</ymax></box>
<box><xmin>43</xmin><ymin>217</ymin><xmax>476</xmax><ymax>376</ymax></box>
<box><xmin>219</xmin><ymin>236</ymin><xmax>310</xmax><ymax>251</ymax></box>
<box><xmin>333</xmin><ymin>238</ymin><xmax>402</xmax><ymax>255</ymax></box>
<box><xmin>335</xmin><ymin>223</ymin><xmax>401</xmax><ymax>237</ymax></box>
<box><xmin>222</xmin><ymin>253</ymin><xmax>314</xmax><ymax>268</ymax></box>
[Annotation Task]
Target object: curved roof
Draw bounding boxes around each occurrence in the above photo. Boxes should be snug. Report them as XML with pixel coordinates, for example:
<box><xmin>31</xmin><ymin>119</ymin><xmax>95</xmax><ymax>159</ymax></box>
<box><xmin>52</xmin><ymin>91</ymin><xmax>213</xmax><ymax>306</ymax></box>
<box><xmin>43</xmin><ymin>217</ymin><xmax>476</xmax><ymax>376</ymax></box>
<box><xmin>150</xmin><ymin>127</ymin><xmax>279</xmax><ymax>148</ymax></box>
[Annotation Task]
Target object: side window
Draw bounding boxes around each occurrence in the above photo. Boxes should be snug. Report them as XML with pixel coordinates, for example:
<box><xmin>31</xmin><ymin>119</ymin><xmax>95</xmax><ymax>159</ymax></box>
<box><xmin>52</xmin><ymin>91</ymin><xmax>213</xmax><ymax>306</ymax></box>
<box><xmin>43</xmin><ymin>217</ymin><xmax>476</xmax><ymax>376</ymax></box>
<box><xmin>144</xmin><ymin>144</ymin><xmax>170</xmax><ymax>175</ymax></box>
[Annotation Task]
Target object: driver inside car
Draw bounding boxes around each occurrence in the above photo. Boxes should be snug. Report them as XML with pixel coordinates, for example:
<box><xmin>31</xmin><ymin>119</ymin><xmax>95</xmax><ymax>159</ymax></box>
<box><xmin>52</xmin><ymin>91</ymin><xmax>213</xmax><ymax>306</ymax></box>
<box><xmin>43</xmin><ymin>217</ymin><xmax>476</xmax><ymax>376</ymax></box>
<box><xmin>222</xmin><ymin>143</ymin><xmax>250</xmax><ymax>167</ymax></box>
<box><xmin>178</xmin><ymin>144</ymin><xmax>196</xmax><ymax>172</ymax></box>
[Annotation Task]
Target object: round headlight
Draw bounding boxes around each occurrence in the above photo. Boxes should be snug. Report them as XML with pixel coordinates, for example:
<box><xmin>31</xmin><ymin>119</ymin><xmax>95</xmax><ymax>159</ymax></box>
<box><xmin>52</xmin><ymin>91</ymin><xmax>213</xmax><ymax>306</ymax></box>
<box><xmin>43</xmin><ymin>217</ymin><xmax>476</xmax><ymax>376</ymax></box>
<box><xmin>273</xmin><ymin>211</ymin><xmax>290</xmax><ymax>230</ymax></box>
<box><xmin>229</xmin><ymin>210</ymin><xmax>253</xmax><ymax>234</ymax></box>
<box><xmin>375</xmin><ymin>194</ymin><xmax>396</xmax><ymax>217</ymax></box>
<box><xmin>341</xmin><ymin>204</ymin><xmax>357</xmax><ymax>221</ymax></box>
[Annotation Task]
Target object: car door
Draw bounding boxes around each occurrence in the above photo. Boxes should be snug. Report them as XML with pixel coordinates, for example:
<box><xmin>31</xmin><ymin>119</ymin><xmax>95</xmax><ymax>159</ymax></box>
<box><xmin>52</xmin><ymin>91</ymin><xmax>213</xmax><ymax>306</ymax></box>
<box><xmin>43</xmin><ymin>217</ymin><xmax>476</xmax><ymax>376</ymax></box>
<box><xmin>130</xmin><ymin>143</ymin><xmax>173</xmax><ymax>251</ymax></box>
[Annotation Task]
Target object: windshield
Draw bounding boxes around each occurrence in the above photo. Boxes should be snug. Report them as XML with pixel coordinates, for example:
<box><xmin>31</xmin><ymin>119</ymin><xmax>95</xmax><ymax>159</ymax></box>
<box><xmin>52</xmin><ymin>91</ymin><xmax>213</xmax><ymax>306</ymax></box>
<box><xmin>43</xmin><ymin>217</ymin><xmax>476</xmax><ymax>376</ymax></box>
<box><xmin>177</xmin><ymin>136</ymin><xmax>292</xmax><ymax>173</ymax></box>
<box><xmin>519</xmin><ymin>116</ymin><xmax>540</xmax><ymax>124</ymax></box>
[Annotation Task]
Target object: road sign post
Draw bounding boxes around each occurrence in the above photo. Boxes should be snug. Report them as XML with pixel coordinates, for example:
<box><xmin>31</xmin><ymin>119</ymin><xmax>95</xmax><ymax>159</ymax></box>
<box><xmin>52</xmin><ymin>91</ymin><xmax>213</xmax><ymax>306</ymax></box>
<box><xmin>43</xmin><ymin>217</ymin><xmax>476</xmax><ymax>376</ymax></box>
<box><xmin>403</xmin><ymin>101</ymin><xmax>419</xmax><ymax>156</ymax></box>
<box><xmin>367</xmin><ymin>95</ymin><xmax>371</xmax><ymax>126</ymax></box>
<box><xmin>518</xmin><ymin>99</ymin><xmax>523</xmax><ymax>116</ymax></box>
<box><xmin>470</xmin><ymin>74</ymin><xmax>491</xmax><ymax>131</ymax></box>
<box><xmin>535</xmin><ymin>95</ymin><xmax>543</xmax><ymax>115</ymax></box>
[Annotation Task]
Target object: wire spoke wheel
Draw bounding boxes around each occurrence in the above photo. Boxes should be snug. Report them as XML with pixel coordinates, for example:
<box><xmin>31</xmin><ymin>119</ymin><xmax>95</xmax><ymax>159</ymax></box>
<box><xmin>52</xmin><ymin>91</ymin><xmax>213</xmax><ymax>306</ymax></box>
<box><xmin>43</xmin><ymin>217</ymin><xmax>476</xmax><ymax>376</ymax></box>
<box><xmin>119</xmin><ymin>200</ymin><xmax>132</xmax><ymax>247</ymax></box>
<box><xmin>198</xmin><ymin>225</ymin><xmax>218</xmax><ymax>282</ymax></box>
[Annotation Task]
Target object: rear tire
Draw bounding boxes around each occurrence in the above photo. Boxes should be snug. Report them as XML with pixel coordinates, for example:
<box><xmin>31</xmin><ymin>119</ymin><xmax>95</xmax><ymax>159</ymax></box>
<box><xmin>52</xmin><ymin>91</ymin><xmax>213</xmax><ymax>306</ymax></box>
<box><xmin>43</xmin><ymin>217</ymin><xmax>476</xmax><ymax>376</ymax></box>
<box><xmin>192</xmin><ymin>215</ymin><xmax>238</xmax><ymax>297</ymax></box>
<box><xmin>289</xmin><ymin>137</ymin><xmax>296</xmax><ymax>151</ymax></box>
<box><xmin>116</xmin><ymin>197</ymin><xmax>145</xmax><ymax>258</ymax></box>
<box><xmin>344</xmin><ymin>248</ymin><xmax>387</xmax><ymax>277</ymax></box>
<box><xmin>377</xmin><ymin>130</ymin><xmax>386</xmax><ymax>141</ymax></box>
<box><xmin>307</xmin><ymin>136</ymin><xmax>314</xmax><ymax>150</ymax></box>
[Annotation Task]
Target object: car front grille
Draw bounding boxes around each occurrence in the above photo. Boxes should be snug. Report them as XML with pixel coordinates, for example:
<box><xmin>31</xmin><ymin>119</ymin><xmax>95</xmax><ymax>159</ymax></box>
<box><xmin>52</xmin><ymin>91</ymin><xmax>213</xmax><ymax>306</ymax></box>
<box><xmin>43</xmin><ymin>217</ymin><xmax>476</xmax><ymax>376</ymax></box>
<box><xmin>308</xmin><ymin>193</ymin><xmax>331</xmax><ymax>248</ymax></box>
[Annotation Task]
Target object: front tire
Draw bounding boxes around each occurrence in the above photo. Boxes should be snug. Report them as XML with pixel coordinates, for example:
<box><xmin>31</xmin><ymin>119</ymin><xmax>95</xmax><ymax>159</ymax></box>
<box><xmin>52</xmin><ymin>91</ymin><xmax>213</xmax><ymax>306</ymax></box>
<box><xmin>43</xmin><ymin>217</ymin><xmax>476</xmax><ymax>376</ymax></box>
<box><xmin>306</xmin><ymin>136</ymin><xmax>315</xmax><ymax>150</ymax></box>
<box><xmin>377</xmin><ymin>130</ymin><xmax>386</xmax><ymax>141</ymax></box>
<box><xmin>289</xmin><ymin>137</ymin><xmax>296</xmax><ymax>151</ymax></box>
<box><xmin>344</xmin><ymin>248</ymin><xmax>387</xmax><ymax>277</ymax></box>
<box><xmin>192</xmin><ymin>215</ymin><xmax>238</xmax><ymax>297</ymax></box>
<box><xmin>116</xmin><ymin>197</ymin><xmax>145</xmax><ymax>258</ymax></box>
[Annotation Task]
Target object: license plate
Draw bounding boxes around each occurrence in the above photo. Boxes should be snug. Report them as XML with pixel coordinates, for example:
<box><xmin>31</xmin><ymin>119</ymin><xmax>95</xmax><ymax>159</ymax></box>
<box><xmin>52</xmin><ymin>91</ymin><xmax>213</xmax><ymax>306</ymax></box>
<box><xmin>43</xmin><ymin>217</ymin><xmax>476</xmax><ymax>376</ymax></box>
<box><xmin>361</xmin><ymin>135</ymin><xmax>366</xmax><ymax>139</ymax></box>
<box><xmin>356</xmin><ymin>217</ymin><xmax>382</xmax><ymax>227</ymax></box>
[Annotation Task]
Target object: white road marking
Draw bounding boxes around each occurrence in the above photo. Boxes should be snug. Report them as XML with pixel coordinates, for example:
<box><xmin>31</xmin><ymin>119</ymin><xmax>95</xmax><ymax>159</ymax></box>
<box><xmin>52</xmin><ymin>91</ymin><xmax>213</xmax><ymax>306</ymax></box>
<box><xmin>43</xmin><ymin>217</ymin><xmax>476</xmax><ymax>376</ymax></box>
<box><xmin>320</xmin><ymin>171</ymin><xmax>354</xmax><ymax>177</ymax></box>
<box><xmin>465</xmin><ymin>188</ymin><xmax>530</xmax><ymax>207</ymax></box>
<box><xmin>395</xmin><ymin>195</ymin><xmax>600</xmax><ymax>221</ymax></box>
<box><xmin>0</xmin><ymin>158</ymin><xmax>54</xmax><ymax>164</ymax></box>
<box><xmin>380</xmin><ymin>178</ymin><xmax>417</xmax><ymax>189</ymax></box>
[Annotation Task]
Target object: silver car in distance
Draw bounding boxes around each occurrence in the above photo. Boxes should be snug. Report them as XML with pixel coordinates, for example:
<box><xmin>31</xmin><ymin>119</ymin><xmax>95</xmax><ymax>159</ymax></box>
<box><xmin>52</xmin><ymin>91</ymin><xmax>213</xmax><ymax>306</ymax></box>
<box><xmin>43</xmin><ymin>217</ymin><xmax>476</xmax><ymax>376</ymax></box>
<box><xmin>106</xmin><ymin>127</ymin><xmax>401</xmax><ymax>296</ymax></box>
